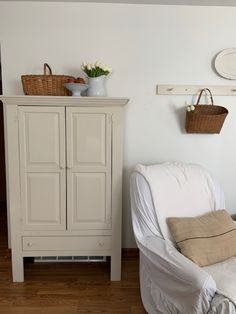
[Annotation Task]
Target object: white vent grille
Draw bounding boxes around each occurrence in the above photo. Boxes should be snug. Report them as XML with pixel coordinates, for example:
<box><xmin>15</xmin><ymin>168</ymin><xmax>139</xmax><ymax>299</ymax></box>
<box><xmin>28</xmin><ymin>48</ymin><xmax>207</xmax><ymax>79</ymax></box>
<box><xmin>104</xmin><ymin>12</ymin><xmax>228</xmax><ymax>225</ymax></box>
<box><xmin>34</xmin><ymin>256</ymin><xmax>107</xmax><ymax>263</ymax></box>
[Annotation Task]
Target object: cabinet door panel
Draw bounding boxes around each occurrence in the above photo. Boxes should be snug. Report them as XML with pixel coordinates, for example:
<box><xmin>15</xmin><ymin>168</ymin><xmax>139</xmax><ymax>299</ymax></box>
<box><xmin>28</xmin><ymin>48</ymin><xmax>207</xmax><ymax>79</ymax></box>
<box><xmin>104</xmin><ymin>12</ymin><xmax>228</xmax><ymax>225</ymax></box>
<box><xmin>23</xmin><ymin>112</ymin><xmax>61</xmax><ymax>167</ymax></box>
<box><xmin>19</xmin><ymin>106</ymin><xmax>66</xmax><ymax>230</ymax></box>
<box><xmin>67</xmin><ymin>108</ymin><xmax>111</xmax><ymax>230</ymax></box>
<box><xmin>72</xmin><ymin>173</ymin><xmax>106</xmax><ymax>223</ymax></box>
<box><xmin>26</xmin><ymin>173</ymin><xmax>62</xmax><ymax>225</ymax></box>
<box><xmin>72</xmin><ymin>113</ymin><xmax>106</xmax><ymax>166</ymax></box>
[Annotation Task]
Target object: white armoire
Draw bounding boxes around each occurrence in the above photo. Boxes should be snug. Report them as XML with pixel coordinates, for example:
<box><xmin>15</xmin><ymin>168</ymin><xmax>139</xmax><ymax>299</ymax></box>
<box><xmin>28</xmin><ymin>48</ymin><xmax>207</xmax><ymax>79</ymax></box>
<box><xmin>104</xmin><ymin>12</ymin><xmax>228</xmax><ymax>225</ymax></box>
<box><xmin>1</xmin><ymin>96</ymin><xmax>128</xmax><ymax>282</ymax></box>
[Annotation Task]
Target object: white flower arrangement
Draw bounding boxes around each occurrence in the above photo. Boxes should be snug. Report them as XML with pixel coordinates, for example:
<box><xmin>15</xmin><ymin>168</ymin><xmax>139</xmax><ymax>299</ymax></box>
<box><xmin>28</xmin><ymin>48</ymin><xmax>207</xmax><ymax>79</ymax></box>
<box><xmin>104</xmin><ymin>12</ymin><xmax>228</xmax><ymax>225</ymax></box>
<box><xmin>81</xmin><ymin>61</ymin><xmax>112</xmax><ymax>78</ymax></box>
<box><xmin>187</xmin><ymin>105</ymin><xmax>195</xmax><ymax>112</ymax></box>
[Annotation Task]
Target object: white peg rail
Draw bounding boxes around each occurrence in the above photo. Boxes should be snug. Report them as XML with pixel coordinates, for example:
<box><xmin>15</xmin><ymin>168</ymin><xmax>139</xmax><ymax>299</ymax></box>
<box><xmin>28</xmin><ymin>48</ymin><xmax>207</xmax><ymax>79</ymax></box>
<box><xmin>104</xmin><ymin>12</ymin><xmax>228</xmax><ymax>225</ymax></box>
<box><xmin>157</xmin><ymin>85</ymin><xmax>236</xmax><ymax>96</ymax></box>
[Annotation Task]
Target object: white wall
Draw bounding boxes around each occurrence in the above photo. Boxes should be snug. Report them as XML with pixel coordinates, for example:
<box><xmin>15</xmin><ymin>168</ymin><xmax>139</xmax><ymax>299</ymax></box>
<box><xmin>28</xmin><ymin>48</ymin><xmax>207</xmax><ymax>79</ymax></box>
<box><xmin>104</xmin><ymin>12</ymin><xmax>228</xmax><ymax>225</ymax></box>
<box><xmin>1</xmin><ymin>1</ymin><xmax>236</xmax><ymax>247</ymax></box>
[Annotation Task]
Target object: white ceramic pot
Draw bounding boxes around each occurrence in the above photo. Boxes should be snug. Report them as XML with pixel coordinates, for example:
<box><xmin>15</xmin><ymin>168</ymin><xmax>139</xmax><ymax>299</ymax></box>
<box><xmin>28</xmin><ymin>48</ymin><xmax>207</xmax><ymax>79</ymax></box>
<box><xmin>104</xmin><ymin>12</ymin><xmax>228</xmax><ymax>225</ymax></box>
<box><xmin>87</xmin><ymin>75</ymin><xmax>106</xmax><ymax>97</ymax></box>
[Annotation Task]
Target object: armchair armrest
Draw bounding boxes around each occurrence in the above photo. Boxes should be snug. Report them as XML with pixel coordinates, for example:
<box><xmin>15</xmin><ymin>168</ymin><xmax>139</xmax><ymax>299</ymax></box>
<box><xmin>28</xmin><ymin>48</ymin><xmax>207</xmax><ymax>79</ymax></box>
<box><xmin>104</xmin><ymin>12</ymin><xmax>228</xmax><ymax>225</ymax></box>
<box><xmin>138</xmin><ymin>235</ymin><xmax>216</xmax><ymax>314</ymax></box>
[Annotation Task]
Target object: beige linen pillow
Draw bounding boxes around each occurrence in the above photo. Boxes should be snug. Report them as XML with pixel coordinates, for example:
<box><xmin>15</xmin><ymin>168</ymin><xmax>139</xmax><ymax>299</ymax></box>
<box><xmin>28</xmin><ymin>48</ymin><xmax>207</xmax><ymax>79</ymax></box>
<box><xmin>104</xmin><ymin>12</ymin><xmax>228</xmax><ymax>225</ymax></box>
<box><xmin>167</xmin><ymin>210</ymin><xmax>236</xmax><ymax>267</ymax></box>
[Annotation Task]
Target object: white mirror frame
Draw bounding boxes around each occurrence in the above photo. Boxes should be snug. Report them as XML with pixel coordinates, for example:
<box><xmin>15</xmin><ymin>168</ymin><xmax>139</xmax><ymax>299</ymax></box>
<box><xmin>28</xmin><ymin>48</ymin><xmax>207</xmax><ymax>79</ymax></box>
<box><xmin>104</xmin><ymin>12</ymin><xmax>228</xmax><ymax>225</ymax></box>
<box><xmin>214</xmin><ymin>48</ymin><xmax>236</xmax><ymax>80</ymax></box>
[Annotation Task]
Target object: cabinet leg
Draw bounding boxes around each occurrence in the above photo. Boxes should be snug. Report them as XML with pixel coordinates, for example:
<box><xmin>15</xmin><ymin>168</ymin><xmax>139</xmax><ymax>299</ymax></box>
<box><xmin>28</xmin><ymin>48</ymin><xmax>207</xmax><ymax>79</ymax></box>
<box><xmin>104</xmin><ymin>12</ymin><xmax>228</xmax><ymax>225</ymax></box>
<box><xmin>110</xmin><ymin>254</ymin><xmax>121</xmax><ymax>281</ymax></box>
<box><xmin>12</xmin><ymin>255</ymin><xmax>24</xmax><ymax>282</ymax></box>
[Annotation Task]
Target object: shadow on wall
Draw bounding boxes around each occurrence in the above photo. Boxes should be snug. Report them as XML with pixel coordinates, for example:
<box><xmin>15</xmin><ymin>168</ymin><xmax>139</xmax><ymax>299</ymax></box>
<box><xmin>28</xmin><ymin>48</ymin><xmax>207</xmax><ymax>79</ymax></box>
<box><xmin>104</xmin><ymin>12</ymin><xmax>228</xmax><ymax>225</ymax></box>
<box><xmin>174</xmin><ymin>106</ymin><xmax>187</xmax><ymax>133</ymax></box>
<box><xmin>0</xmin><ymin>47</ymin><xmax>6</xmax><ymax>203</ymax></box>
<box><xmin>122</xmin><ymin>166</ymin><xmax>137</xmax><ymax>248</ymax></box>
<box><xmin>171</xmin><ymin>94</ymin><xmax>200</xmax><ymax>134</ymax></box>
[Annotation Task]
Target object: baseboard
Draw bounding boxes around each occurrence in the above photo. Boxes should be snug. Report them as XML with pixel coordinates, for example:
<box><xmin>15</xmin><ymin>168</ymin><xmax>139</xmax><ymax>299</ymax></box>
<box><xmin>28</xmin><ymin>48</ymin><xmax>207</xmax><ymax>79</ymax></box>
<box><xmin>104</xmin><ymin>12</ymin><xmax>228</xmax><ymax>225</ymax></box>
<box><xmin>122</xmin><ymin>248</ymin><xmax>139</xmax><ymax>258</ymax></box>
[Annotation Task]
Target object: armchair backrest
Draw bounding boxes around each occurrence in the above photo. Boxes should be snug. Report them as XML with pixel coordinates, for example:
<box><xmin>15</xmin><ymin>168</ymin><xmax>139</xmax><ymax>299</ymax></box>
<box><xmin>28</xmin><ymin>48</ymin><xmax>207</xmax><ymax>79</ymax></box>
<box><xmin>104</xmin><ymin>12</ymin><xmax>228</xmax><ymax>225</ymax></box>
<box><xmin>131</xmin><ymin>162</ymin><xmax>225</xmax><ymax>244</ymax></box>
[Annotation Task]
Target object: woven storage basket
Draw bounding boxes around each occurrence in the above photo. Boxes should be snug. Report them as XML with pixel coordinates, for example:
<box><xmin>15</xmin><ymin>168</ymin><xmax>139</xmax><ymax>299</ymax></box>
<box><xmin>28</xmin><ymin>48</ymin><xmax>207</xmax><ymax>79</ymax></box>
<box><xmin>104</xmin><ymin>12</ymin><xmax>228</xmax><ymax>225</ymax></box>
<box><xmin>21</xmin><ymin>63</ymin><xmax>75</xmax><ymax>96</ymax></box>
<box><xmin>185</xmin><ymin>88</ymin><xmax>228</xmax><ymax>134</ymax></box>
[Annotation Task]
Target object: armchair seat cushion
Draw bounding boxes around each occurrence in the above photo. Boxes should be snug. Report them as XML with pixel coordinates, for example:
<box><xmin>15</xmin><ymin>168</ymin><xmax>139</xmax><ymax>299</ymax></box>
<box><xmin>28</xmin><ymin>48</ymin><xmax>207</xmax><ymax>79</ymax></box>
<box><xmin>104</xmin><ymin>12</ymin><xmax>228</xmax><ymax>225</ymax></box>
<box><xmin>167</xmin><ymin>210</ymin><xmax>236</xmax><ymax>267</ymax></box>
<box><xmin>205</xmin><ymin>256</ymin><xmax>236</xmax><ymax>305</ymax></box>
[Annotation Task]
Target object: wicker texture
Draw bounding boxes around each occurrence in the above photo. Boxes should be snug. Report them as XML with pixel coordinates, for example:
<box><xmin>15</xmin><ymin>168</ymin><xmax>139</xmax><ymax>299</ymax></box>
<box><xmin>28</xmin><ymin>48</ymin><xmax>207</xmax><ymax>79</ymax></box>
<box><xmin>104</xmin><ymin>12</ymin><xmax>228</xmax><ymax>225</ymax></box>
<box><xmin>21</xmin><ymin>63</ymin><xmax>75</xmax><ymax>96</ymax></box>
<box><xmin>185</xmin><ymin>88</ymin><xmax>228</xmax><ymax>134</ymax></box>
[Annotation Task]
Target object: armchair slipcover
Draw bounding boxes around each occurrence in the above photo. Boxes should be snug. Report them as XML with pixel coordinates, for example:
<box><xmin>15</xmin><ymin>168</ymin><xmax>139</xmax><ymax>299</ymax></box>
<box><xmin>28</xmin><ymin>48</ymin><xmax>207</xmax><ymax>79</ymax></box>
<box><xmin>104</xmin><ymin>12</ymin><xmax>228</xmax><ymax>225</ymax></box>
<box><xmin>130</xmin><ymin>162</ymin><xmax>236</xmax><ymax>314</ymax></box>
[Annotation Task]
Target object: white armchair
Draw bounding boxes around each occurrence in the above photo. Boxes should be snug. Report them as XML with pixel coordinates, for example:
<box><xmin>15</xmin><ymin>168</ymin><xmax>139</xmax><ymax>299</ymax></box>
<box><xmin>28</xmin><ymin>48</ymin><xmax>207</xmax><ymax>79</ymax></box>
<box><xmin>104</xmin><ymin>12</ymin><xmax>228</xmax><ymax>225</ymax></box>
<box><xmin>130</xmin><ymin>162</ymin><xmax>236</xmax><ymax>314</ymax></box>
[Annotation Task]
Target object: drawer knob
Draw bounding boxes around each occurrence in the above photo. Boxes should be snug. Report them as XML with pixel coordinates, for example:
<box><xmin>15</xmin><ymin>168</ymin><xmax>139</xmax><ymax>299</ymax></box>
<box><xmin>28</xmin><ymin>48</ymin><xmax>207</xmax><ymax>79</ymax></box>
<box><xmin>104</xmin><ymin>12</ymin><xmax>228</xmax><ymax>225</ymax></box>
<box><xmin>27</xmin><ymin>242</ymin><xmax>35</xmax><ymax>247</ymax></box>
<box><xmin>99</xmin><ymin>242</ymin><xmax>105</xmax><ymax>247</ymax></box>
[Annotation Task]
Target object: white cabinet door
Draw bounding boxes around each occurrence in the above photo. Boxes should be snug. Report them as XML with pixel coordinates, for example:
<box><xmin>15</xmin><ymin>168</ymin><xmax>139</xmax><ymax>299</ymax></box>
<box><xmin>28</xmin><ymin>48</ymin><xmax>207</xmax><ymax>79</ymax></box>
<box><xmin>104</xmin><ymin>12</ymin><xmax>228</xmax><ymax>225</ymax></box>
<box><xmin>66</xmin><ymin>107</ymin><xmax>112</xmax><ymax>230</ymax></box>
<box><xmin>18</xmin><ymin>106</ymin><xmax>66</xmax><ymax>230</ymax></box>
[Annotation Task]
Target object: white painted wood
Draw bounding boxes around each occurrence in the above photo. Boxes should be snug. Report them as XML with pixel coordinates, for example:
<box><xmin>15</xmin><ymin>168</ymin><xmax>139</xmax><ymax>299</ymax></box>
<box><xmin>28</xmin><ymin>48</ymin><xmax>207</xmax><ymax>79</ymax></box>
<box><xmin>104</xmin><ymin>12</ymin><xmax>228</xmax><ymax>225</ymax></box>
<box><xmin>110</xmin><ymin>108</ymin><xmax>123</xmax><ymax>281</ymax></box>
<box><xmin>157</xmin><ymin>84</ymin><xmax>236</xmax><ymax>95</ymax></box>
<box><xmin>3</xmin><ymin>0</ymin><xmax>236</xmax><ymax>7</ymax></box>
<box><xmin>66</xmin><ymin>108</ymin><xmax>112</xmax><ymax>230</ymax></box>
<box><xmin>0</xmin><ymin>96</ymin><xmax>129</xmax><ymax>107</ymax></box>
<box><xmin>22</xmin><ymin>250</ymin><xmax>111</xmax><ymax>257</ymax></box>
<box><xmin>4</xmin><ymin>105</ymin><xmax>24</xmax><ymax>281</ymax></box>
<box><xmin>22</xmin><ymin>236</ymin><xmax>111</xmax><ymax>251</ymax></box>
<box><xmin>3</xmin><ymin>104</ymin><xmax>11</xmax><ymax>248</ymax></box>
<box><xmin>71</xmin><ymin>172</ymin><xmax>106</xmax><ymax>223</ymax></box>
<box><xmin>69</xmin><ymin>112</ymin><xmax>106</xmax><ymax>166</ymax></box>
<box><xmin>18</xmin><ymin>107</ymin><xmax>66</xmax><ymax>231</ymax></box>
<box><xmin>2</xmin><ymin>96</ymin><xmax>128</xmax><ymax>282</ymax></box>
<box><xmin>22</xmin><ymin>229</ymin><xmax>112</xmax><ymax>236</ymax></box>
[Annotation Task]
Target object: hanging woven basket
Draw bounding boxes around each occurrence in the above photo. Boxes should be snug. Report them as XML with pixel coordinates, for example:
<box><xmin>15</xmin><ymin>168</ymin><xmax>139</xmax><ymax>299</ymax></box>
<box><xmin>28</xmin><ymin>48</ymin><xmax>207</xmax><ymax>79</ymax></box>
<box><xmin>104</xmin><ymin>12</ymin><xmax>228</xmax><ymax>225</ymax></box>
<box><xmin>185</xmin><ymin>88</ymin><xmax>228</xmax><ymax>134</ymax></box>
<box><xmin>21</xmin><ymin>63</ymin><xmax>75</xmax><ymax>96</ymax></box>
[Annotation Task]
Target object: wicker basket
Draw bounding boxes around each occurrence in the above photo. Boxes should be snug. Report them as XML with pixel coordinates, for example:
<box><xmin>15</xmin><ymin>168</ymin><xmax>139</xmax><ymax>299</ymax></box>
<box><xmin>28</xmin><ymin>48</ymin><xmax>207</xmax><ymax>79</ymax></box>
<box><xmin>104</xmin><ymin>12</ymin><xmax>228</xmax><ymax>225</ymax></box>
<box><xmin>185</xmin><ymin>88</ymin><xmax>228</xmax><ymax>134</ymax></box>
<box><xmin>21</xmin><ymin>63</ymin><xmax>75</xmax><ymax>96</ymax></box>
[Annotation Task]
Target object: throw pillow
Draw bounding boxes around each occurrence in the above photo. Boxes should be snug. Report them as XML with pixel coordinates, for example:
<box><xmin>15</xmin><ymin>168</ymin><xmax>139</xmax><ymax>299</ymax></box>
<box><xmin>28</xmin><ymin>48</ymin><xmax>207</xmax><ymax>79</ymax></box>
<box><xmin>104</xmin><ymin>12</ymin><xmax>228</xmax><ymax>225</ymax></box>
<box><xmin>167</xmin><ymin>210</ymin><xmax>236</xmax><ymax>267</ymax></box>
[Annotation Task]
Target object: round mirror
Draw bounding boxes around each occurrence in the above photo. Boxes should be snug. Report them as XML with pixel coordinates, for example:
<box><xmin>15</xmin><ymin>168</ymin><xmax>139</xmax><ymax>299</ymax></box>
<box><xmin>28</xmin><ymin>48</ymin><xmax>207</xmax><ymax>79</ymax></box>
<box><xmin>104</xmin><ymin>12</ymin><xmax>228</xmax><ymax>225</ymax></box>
<box><xmin>214</xmin><ymin>48</ymin><xmax>236</xmax><ymax>80</ymax></box>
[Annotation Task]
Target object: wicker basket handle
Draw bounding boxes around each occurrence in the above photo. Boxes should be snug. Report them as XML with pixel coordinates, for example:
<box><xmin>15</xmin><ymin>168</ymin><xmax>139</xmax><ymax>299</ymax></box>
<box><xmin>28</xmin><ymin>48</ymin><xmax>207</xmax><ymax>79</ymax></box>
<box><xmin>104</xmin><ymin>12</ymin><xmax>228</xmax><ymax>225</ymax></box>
<box><xmin>196</xmin><ymin>88</ymin><xmax>214</xmax><ymax>106</ymax></box>
<box><xmin>44</xmin><ymin>63</ymin><xmax>52</xmax><ymax>75</ymax></box>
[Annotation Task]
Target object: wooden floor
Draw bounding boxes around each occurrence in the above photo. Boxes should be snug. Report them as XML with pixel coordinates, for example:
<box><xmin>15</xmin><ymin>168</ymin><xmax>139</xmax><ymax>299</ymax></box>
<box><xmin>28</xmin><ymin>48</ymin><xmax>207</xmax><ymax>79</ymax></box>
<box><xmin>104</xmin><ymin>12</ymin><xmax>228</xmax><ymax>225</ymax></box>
<box><xmin>0</xmin><ymin>203</ymin><xmax>146</xmax><ymax>314</ymax></box>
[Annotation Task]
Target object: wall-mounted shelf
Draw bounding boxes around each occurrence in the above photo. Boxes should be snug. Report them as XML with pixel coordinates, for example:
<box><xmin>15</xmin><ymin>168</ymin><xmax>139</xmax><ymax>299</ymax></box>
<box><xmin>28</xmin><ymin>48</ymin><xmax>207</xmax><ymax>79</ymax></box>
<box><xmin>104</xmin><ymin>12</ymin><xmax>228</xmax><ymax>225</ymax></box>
<box><xmin>157</xmin><ymin>85</ymin><xmax>236</xmax><ymax>96</ymax></box>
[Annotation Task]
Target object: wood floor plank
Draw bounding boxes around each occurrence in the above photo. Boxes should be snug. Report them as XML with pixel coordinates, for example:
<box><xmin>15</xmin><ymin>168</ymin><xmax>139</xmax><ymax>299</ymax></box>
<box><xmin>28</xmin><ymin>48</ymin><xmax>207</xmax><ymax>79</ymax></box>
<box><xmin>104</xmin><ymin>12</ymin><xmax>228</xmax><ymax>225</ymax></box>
<box><xmin>0</xmin><ymin>205</ymin><xmax>147</xmax><ymax>313</ymax></box>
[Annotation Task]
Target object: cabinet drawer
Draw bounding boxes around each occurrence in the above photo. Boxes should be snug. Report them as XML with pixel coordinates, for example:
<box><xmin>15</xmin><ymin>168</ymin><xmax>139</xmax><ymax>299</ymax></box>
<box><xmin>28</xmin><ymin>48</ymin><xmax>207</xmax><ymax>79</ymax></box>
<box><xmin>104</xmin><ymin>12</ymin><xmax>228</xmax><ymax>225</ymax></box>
<box><xmin>22</xmin><ymin>236</ymin><xmax>111</xmax><ymax>251</ymax></box>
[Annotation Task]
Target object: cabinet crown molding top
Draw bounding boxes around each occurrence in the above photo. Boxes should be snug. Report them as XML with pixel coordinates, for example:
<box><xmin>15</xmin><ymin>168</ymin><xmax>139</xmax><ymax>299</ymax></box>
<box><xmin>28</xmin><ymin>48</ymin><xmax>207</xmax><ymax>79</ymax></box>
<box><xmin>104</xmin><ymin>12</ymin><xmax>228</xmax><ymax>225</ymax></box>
<box><xmin>0</xmin><ymin>95</ymin><xmax>129</xmax><ymax>107</ymax></box>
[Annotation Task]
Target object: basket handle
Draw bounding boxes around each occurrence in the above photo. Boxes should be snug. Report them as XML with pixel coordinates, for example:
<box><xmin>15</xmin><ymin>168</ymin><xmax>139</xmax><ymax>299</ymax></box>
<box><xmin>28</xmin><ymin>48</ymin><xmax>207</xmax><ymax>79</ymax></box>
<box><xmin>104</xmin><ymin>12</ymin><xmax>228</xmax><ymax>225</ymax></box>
<box><xmin>196</xmin><ymin>88</ymin><xmax>214</xmax><ymax>106</ymax></box>
<box><xmin>44</xmin><ymin>63</ymin><xmax>52</xmax><ymax>75</ymax></box>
